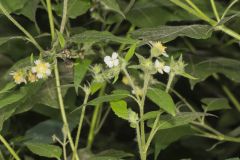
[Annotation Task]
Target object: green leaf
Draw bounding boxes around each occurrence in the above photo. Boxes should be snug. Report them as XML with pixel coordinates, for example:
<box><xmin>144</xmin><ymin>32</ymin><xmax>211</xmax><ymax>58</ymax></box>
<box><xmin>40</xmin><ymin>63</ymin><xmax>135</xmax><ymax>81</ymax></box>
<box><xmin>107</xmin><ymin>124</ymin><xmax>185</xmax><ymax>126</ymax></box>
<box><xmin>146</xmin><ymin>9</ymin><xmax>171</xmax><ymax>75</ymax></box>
<box><xmin>100</xmin><ymin>0</ymin><xmax>125</xmax><ymax>18</ymax></box>
<box><xmin>110</xmin><ymin>100</ymin><xmax>128</xmax><ymax>120</ymax></box>
<box><xmin>57</xmin><ymin>31</ymin><xmax>65</xmax><ymax>48</ymax></box>
<box><xmin>25</xmin><ymin>120</ymin><xmax>63</xmax><ymax>144</ymax></box>
<box><xmin>90</xmin><ymin>82</ymin><xmax>105</xmax><ymax>95</ymax></box>
<box><xmin>70</xmin><ymin>30</ymin><xmax>137</xmax><ymax>46</ymax></box>
<box><xmin>0</xmin><ymin>36</ymin><xmax>25</xmax><ymax>46</ymax></box>
<box><xmin>16</xmin><ymin>0</ymin><xmax>40</xmax><ymax>22</ymax></box>
<box><xmin>25</xmin><ymin>142</ymin><xmax>62</xmax><ymax>160</ymax></box>
<box><xmin>53</xmin><ymin>0</ymin><xmax>91</xmax><ymax>18</ymax></box>
<box><xmin>0</xmin><ymin>0</ymin><xmax>29</xmax><ymax>13</ymax></box>
<box><xmin>147</xmin><ymin>88</ymin><xmax>176</xmax><ymax>116</ymax></box>
<box><xmin>201</xmin><ymin>98</ymin><xmax>231</xmax><ymax>111</ymax></box>
<box><xmin>74</xmin><ymin>59</ymin><xmax>91</xmax><ymax>94</ymax></box>
<box><xmin>0</xmin><ymin>105</ymin><xmax>17</xmax><ymax>131</ymax></box>
<box><xmin>124</xmin><ymin>43</ymin><xmax>137</xmax><ymax>62</ymax></box>
<box><xmin>131</xmin><ymin>25</ymin><xmax>212</xmax><ymax>43</ymax></box>
<box><xmin>0</xmin><ymin>82</ymin><xmax>16</xmax><ymax>95</ymax></box>
<box><xmin>88</xmin><ymin>90</ymin><xmax>129</xmax><ymax>106</ymax></box>
<box><xmin>90</xmin><ymin>149</ymin><xmax>134</xmax><ymax>160</ymax></box>
<box><xmin>154</xmin><ymin>125</ymin><xmax>194</xmax><ymax>160</ymax></box>
<box><xmin>0</xmin><ymin>91</ymin><xmax>26</xmax><ymax>109</ymax></box>
<box><xmin>148</xmin><ymin>112</ymin><xmax>204</xmax><ymax>130</ymax></box>
<box><xmin>187</xmin><ymin>57</ymin><xmax>240</xmax><ymax>88</ymax></box>
<box><xmin>141</xmin><ymin>110</ymin><xmax>162</xmax><ymax>121</ymax></box>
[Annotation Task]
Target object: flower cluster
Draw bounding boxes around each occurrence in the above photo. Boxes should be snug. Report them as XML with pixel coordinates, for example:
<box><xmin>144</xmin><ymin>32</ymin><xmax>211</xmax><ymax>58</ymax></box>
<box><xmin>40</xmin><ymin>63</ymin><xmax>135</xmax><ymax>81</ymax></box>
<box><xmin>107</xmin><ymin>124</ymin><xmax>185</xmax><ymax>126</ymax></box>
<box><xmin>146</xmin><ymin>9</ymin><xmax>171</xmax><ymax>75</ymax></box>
<box><xmin>10</xmin><ymin>59</ymin><xmax>52</xmax><ymax>85</ymax></box>
<box><xmin>91</xmin><ymin>52</ymin><xmax>121</xmax><ymax>83</ymax></box>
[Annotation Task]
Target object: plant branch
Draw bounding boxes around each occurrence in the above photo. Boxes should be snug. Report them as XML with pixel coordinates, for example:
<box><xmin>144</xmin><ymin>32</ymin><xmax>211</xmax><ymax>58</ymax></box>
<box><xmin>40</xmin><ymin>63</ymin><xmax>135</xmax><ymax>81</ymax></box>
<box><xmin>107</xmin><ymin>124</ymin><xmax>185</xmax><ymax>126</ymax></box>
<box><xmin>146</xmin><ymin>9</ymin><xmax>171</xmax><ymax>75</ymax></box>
<box><xmin>0</xmin><ymin>3</ymin><xmax>43</xmax><ymax>52</ymax></box>
<box><xmin>210</xmin><ymin>0</ymin><xmax>220</xmax><ymax>21</ymax></box>
<box><xmin>0</xmin><ymin>135</ymin><xmax>21</xmax><ymax>160</ymax></box>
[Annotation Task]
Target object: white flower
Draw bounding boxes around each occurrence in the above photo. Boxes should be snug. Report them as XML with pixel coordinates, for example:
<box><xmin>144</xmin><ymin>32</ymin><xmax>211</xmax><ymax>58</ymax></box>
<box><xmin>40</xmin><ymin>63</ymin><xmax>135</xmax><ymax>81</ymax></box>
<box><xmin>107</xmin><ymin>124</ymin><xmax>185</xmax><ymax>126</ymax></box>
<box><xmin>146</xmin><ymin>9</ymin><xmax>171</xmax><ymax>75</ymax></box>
<box><xmin>154</xmin><ymin>60</ymin><xmax>170</xmax><ymax>74</ymax></box>
<box><xmin>104</xmin><ymin>52</ymin><xmax>119</xmax><ymax>68</ymax></box>
<box><xmin>31</xmin><ymin>60</ymin><xmax>51</xmax><ymax>79</ymax></box>
<box><xmin>149</xmin><ymin>41</ymin><xmax>168</xmax><ymax>57</ymax></box>
<box><xmin>10</xmin><ymin>70</ymin><xmax>27</xmax><ymax>84</ymax></box>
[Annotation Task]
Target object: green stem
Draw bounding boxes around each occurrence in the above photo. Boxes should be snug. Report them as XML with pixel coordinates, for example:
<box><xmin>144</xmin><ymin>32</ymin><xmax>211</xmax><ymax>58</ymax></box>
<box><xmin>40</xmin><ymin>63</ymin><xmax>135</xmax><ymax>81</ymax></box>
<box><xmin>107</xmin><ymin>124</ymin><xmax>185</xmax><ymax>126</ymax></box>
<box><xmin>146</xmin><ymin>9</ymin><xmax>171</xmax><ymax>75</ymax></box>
<box><xmin>54</xmin><ymin>62</ymin><xmax>79</xmax><ymax>160</ymax></box>
<box><xmin>46</xmin><ymin>0</ymin><xmax>55</xmax><ymax>41</ymax></box>
<box><xmin>213</xmin><ymin>74</ymin><xmax>240</xmax><ymax>112</ymax></box>
<box><xmin>210</xmin><ymin>0</ymin><xmax>220</xmax><ymax>21</ymax></box>
<box><xmin>73</xmin><ymin>92</ymin><xmax>90</xmax><ymax>156</ymax></box>
<box><xmin>0</xmin><ymin>135</ymin><xmax>21</xmax><ymax>160</ymax></box>
<box><xmin>165</xmin><ymin>73</ymin><xmax>175</xmax><ymax>93</ymax></box>
<box><xmin>60</xmin><ymin>0</ymin><xmax>68</xmax><ymax>33</ymax></box>
<box><xmin>0</xmin><ymin>3</ymin><xmax>43</xmax><ymax>52</ymax></box>
<box><xmin>216</xmin><ymin>26</ymin><xmax>240</xmax><ymax>41</ymax></box>
<box><xmin>144</xmin><ymin>113</ymin><xmax>161</xmax><ymax>152</ymax></box>
<box><xmin>221</xmin><ymin>0</ymin><xmax>239</xmax><ymax>19</ymax></box>
<box><xmin>136</xmin><ymin>124</ymin><xmax>143</xmax><ymax>160</ymax></box>
<box><xmin>87</xmin><ymin>83</ymin><xmax>106</xmax><ymax>150</ymax></box>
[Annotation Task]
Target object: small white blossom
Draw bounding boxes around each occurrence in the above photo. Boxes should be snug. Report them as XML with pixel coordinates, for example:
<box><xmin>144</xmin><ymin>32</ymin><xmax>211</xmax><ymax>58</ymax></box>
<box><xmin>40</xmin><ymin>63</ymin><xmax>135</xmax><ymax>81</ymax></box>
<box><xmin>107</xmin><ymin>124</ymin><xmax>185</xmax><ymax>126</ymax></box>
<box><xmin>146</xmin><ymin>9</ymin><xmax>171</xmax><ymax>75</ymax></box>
<box><xmin>31</xmin><ymin>60</ymin><xmax>51</xmax><ymax>79</ymax></box>
<box><xmin>154</xmin><ymin>60</ymin><xmax>170</xmax><ymax>74</ymax></box>
<box><xmin>149</xmin><ymin>41</ymin><xmax>168</xmax><ymax>57</ymax></box>
<box><xmin>104</xmin><ymin>52</ymin><xmax>119</xmax><ymax>68</ymax></box>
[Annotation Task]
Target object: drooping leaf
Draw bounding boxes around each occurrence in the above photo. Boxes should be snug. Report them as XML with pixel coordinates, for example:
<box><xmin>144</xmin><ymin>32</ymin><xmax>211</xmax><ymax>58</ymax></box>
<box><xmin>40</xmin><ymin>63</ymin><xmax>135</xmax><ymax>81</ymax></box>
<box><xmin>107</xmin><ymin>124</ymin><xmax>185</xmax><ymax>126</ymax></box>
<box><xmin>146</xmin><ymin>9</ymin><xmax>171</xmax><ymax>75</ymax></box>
<box><xmin>53</xmin><ymin>0</ymin><xmax>91</xmax><ymax>19</ymax></box>
<box><xmin>147</xmin><ymin>88</ymin><xmax>176</xmax><ymax>116</ymax></box>
<box><xmin>110</xmin><ymin>100</ymin><xmax>128</xmax><ymax>120</ymax></box>
<box><xmin>70</xmin><ymin>30</ymin><xmax>137</xmax><ymax>46</ymax></box>
<box><xmin>0</xmin><ymin>91</ymin><xmax>26</xmax><ymax>109</ymax></box>
<box><xmin>100</xmin><ymin>0</ymin><xmax>125</xmax><ymax>18</ymax></box>
<box><xmin>187</xmin><ymin>57</ymin><xmax>240</xmax><ymax>88</ymax></box>
<box><xmin>25</xmin><ymin>120</ymin><xmax>63</xmax><ymax>144</ymax></box>
<box><xmin>74</xmin><ymin>59</ymin><xmax>91</xmax><ymax>94</ymax></box>
<box><xmin>25</xmin><ymin>142</ymin><xmax>62</xmax><ymax>160</ymax></box>
<box><xmin>148</xmin><ymin>112</ymin><xmax>204</xmax><ymax>130</ymax></box>
<box><xmin>0</xmin><ymin>0</ymin><xmax>29</xmax><ymax>13</ymax></box>
<box><xmin>131</xmin><ymin>25</ymin><xmax>212</xmax><ymax>43</ymax></box>
<box><xmin>201</xmin><ymin>98</ymin><xmax>231</xmax><ymax>111</ymax></box>
<box><xmin>154</xmin><ymin>125</ymin><xmax>194</xmax><ymax>160</ymax></box>
<box><xmin>16</xmin><ymin>0</ymin><xmax>40</xmax><ymax>22</ymax></box>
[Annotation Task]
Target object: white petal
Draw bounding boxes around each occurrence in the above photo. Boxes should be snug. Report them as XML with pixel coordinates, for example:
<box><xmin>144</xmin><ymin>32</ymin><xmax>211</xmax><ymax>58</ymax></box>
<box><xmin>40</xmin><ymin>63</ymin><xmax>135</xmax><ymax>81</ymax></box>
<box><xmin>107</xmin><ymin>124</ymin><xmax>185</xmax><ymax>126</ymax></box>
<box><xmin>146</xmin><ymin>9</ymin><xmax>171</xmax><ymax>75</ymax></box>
<box><xmin>34</xmin><ymin>60</ymin><xmax>41</xmax><ymax>65</ymax></box>
<box><xmin>46</xmin><ymin>69</ymin><xmax>51</xmax><ymax>76</ymax></box>
<box><xmin>31</xmin><ymin>67</ymin><xmax>37</xmax><ymax>73</ymax></box>
<box><xmin>107</xmin><ymin>61</ymin><xmax>114</xmax><ymax>68</ymax></box>
<box><xmin>104</xmin><ymin>56</ymin><xmax>111</xmax><ymax>64</ymax></box>
<box><xmin>113</xmin><ymin>59</ymin><xmax>119</xmax><ymax>66</ymax></box>
<box><xmin>163</xmin><ymin>52</ymin><xmax>169</xmax><ymax>57</ymax></box>
<box><xmin>37</xmin><ymin>73</ymin><xmax>43</xmax><ymax>79</ymax></box>
<box><xmin>46</xmin><ymin>63</ymin><xmax>50</xmax><ymax>68</ymax></box>
<box><xmin>163</xmin><ymin>66</ymin><xmax>171</xmax><ymax>73</ymax></box>
<box><xmin>112</xmin><ymin>52</ymin><xmax>118</xmax><ymax>59</ymax></box>
<box><xmin>158</xmin><ymin>69</ymin><xmax>164</xmax><ymax>74</ymax></box>
<box><xmin>154</xmin><ymin>60</ymin><xmax>160</xmax><ymax>67</ymax></box>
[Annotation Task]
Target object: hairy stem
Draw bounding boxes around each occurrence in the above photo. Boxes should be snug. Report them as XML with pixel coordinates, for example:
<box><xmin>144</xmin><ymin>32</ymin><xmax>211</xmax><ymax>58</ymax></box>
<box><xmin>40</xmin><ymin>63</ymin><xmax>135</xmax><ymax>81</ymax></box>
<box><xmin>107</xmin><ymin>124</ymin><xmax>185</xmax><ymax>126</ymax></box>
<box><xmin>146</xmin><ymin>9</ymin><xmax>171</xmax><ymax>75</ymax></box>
<box><xmin>87</xmin><ymin>83</ymin><xmax>106</xmax><ymax>149</ymax></box>
<box><xmin>73</xmin><ymin>92</ymin><xmax>90</xmax><ymax>156</ymax></box>
<box><xmin>0</xmin><ymin>135</ymin><xmax>21</xmax><ymax>160</ymax></box>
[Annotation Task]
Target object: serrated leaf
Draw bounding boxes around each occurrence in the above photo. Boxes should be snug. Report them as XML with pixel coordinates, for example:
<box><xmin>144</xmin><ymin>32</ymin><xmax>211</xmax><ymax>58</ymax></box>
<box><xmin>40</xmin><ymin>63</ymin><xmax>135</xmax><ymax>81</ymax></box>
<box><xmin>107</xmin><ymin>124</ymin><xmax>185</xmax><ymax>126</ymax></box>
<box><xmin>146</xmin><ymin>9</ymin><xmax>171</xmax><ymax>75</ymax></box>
<box><xmin>110</xmin><ymin>100</ymin><xmax>128</xmax><ymax>120</ymax></box>
<box><xmin>131</xmin><ymin>25</ymin><xmax>212</xmax><ymax>43</ymax></box>
<box><xmin>147</xmin><ymin>88</ymin><xmax>176</xmax><ymax>116</ymax></box>
<box><xmin>201</xmin><ymin>98</ymin><xmax>231</xmax><ymax>111</ymax></box>
<box><xmin>187</xmin><ymin>57</ymin><xmax>240</xmax><ymax>88</ymax></box>
<box><xmin>70</xmin><ymin>30</ymin><xmax>137</xmax><ymax>46</ymax></box>
<box><xmin>74</xmin><ymin>59</ymin><xmax>91</xmax><ymax>94</ymax></box>
<box><xmin>100</xmin><ymin>0</ymin><xmax>125</xmax><ymax>18</ymax></box>
<box><xmin>25</xmin><ymin>142</ymin><xmax>62</xmax><ymax>159</ymax></box>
